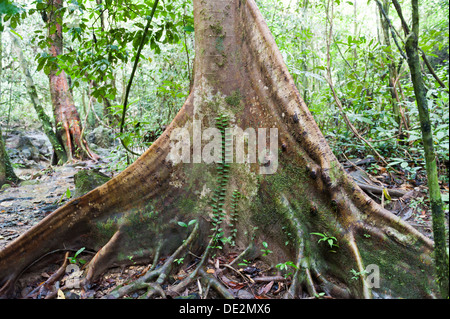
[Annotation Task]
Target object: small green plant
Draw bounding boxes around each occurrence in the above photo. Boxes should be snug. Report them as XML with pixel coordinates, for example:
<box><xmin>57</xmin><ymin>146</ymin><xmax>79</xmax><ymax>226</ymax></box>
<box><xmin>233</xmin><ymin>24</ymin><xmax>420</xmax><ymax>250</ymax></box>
<box><xmin>127</xmin><ymin>255</ymin><xmax>137</xmax><ymax>265</ymax></box>
<box><xmin>350</xmin><ymin>268</ymin><xmax>368</xmax><ymax>280</ymax></box>
<box><xmin>220</xmin><ymin>236</ymin><xmax>234</xmax><ymax>246</ymax></box>
<box><xmin>409</xmin><ymin>197</ymin><xmax>425</xmax><ymax>210</ymax></box>
<box><xmin>56</xmin><ymin>187</ymin><xmax>72</xmax><ymax>205</ymax></box>
<box><xmin>314</xmin><ymin>292</ymin><xmax>326</xmax><ymax>299</ymax></box>
<box><xmin>238</xmin><ymin>259</ymin><xmax>251</xmax><ymax>267</ymax></box>
<box><xmin>311</xmin><ymin>232</ymin><xmax>339</xmax><ymax>251</ymax></box>
<box><xmin>174</xmin><ymin>257</ymin><xmax>184</xmax><ymax>265</ymax></box>
<box><xmin>276</xmin><ymin>261</ymin><xmax>298</xmax><ymax>278</ymax></box>
<box><xmin>67</xmin><ymin>247</ymin><xmax>86</xmax><ymax>265</ymax></box>
<box><xmin>281</xmin><ymin>226</ymin><xmax>294</xmax><ymax>246</ymax></box>
<box><xmin>260</xmin><ymin>241</ymin><xmax>273</xmax><ymax>256</ymax></box>
<box><xmin>177</xmin><ymin>219</ymin><xmax>197</xmax><ymax>228</ymax></box>
<box><xmin>209</xmin><ymin>114</ymin><xmax>232</xmax><ymax>251</ymax></box>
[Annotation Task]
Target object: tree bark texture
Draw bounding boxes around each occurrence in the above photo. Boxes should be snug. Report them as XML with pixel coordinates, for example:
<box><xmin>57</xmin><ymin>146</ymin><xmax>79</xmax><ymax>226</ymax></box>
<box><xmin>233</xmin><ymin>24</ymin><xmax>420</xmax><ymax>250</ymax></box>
<box><xmin>0</xmin><ymin>0</ymin><xmax>441</xmax><ymax>299</ymax></box>
<box><xmin>10</xmin><ymin>31</ymin><xmax>68</xmax><ymax>163</ymax></box>
<box><xmin>395</xmin><ymin>0</ymin><xmax>449</xmax><ymax>298</ymax></box>
<box><xmin>46</xmin><ymin>0</ymin><xmax>98</xmax><ymax>162</ymax></box>
<box><xmin>0</xmin><ymin>28</ymin><xmax>19</xmax><ymax>186</ymax></box>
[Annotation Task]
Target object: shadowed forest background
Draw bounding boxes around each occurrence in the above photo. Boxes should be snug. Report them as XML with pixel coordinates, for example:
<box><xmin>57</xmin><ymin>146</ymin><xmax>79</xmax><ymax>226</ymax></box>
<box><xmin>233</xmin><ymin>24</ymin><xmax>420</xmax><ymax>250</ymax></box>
<box><xmin>0</xmin><ymin>0</ymin><xmax>448</xmax><ymax>299</ymax></box>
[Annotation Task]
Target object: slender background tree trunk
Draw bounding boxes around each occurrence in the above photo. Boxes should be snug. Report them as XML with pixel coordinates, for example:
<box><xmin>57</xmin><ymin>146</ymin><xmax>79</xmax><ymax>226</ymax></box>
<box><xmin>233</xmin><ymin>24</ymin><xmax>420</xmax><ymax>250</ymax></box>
<box><xmin>392</xmin><ymin>0</ymin><xmax>449</xmax><ymax>298</ymax></box>
<box><xmin>46</xmin><ymin>0</ymin><xmax>98</xmax><ymax>162</ymax></box>
<box><xmin>0</xmin><ymin>24</ymin><xmax>19</xmax><ymax>187</ymax></box>
<box><xmin>9</xmin><ymin>31</ymin><xmax>67</xmax><ymax>163</ymax></box>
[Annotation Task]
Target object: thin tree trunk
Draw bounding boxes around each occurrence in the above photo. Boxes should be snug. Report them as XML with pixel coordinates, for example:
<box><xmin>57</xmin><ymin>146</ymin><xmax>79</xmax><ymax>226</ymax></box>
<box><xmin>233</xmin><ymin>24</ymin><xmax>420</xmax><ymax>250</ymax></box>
<box><xmin>0</xmin><ymin>125</ymin><xmax>19</xmax><ymax>187</ymax></box>
<box><xmin>46</xmin><ymin>0</ymin><xmax>98</xmax><ymax>162</ymax></box>
<box><xmin>0</xmin><ymin>24</ymin><xmax>19</xmax><ymax>186</ymax></box>
<box><xmin>9</xmin><ymin>31</ymin><xmax>67</xmax><ymax>163</ymax></box>
<box><xmin>392</xmin><ymin>0</ymin><xmax>449</xmax><ymax>298</ymax></box>
<box><xmin>377</xmin><ymin>0</ymin><xmax>402</xmax><ymax>129</ymax></box>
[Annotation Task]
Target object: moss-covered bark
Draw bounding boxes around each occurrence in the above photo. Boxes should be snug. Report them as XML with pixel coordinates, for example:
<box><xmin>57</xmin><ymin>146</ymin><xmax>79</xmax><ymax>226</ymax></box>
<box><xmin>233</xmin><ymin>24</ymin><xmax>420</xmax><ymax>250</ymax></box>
<box><xmin>9</xmin><ymin>32</ymin><xmax>67</xmax><ymax>163</ymax></box>
<box><xmin>0</xmin><ymin>126</ymin><xmax>19</xmax><ymax>187</ymax></box>
<box><xmin>0</xmin><ymin>29</ymin><xmax>19</xmax><ymax>187</ymax></box>
<box><xmin>393</xmin><ymin>0</ymin><xmax>449</xmax><ymax>298</ymax></box>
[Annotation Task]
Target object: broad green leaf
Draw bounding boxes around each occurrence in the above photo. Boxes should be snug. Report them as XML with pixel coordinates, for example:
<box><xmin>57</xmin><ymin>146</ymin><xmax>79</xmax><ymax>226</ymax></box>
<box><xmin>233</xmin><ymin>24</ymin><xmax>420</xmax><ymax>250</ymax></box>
<box><xmin>177</xmin><ymin>221</ymin><xmax>187</xmax><ymax>228</ymax></box>
<box><xmin>183</xmin><ymin>25</ymin><xmax>194</xmax><ymax>33</ymax></box>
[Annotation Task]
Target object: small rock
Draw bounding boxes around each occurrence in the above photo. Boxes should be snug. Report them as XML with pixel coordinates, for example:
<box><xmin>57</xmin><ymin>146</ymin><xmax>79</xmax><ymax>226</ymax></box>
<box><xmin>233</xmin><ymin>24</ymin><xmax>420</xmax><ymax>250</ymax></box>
<box><xmin>20</xmin><ymin>180</ymin><xmax>41</xmax><ymax>186</ymax></box>
<box><xmin>73</xmin><ymin>169</ymin><xmax>111</xmax><ymax>197</ymax></box>
<box><xmin>237</xmin><ymin>290</ymin><xmax>254</xmax><ymax>299</ymax></box>
<box><xmin>65</xmin><ymin>291</ymin><xmax>81</xmax><ymax>299</ymax></box>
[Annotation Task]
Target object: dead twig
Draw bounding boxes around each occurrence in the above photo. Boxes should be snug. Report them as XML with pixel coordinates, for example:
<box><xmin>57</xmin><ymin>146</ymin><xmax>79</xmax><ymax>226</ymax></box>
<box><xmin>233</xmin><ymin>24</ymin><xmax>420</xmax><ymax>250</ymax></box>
<box><xmin>222</xmin><ymin>263</ymin><xmax>254</xmax><ymax>284</ymax></box>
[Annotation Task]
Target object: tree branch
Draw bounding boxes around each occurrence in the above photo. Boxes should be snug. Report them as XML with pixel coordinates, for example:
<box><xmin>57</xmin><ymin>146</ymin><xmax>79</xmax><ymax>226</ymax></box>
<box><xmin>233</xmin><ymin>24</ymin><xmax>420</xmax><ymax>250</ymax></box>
<box><xmin>376</xmin><ymin>0</ymin><xmax>407</xmax><ymax>60</ymax></box>
<box><xmin>391</xmin><ymin>0</ymin><xmax>410</xmax><ymax>36</ymax></box>
<box><xmin>419</xmin><ymin>48</ymin><xmax>449</xmax><ymax>93</ymax></box>
<box><xmin>119</xmin><ymin>0</ymin><xmax>159</xmax><ymax>156</ymax></box>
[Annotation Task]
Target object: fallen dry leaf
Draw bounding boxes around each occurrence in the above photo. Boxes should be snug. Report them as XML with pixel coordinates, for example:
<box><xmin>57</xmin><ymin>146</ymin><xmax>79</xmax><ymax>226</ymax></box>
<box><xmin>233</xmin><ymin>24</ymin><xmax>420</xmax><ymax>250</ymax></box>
<box><xmin>57</xmin><ymin>289</ymin><xmax>65</xmax><ymax>299</ymax></box>
<box><xmin>258</xmin><ymin>280</ymin><xmax>274</xmax><ymax>295</ymax></box>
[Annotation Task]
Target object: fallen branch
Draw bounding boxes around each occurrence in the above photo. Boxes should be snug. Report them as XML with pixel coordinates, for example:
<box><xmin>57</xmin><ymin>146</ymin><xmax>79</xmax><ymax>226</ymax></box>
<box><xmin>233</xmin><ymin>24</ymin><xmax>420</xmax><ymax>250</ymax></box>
<box><xmin>356</xmin><ymin>182</ymin><xmax>407</xmax><ymax>198</ymax></box>
<box><xmin>252</xmin><ymin>276</ymin><xmax>286</xmax><ymax>283</ymax></box>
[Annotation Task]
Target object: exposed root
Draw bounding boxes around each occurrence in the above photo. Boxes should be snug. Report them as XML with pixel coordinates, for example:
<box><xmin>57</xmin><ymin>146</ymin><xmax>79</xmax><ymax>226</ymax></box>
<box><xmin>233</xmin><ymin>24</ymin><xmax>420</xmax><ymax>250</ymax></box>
<box><xmin>25</xmin><ymin>252</ymin><xmax>69</xmax><ymax>299</ymax></box>
<box><xmin>346</xmin><ymin>233</ymin><xmax>371</xmax><ymax>299</ymax></box>
<box><xmin>311</xmin><ymin>267</ymin><xmax>351</xmax><ymax>298</ymax></box>
<box><xmin>228</xmin><ymin>244</ymin><xmax>254</xmax><ymax>267</ymax></box>
<box><xmin>198</xmin><ymin>268</ymin><xmax>234</xmax><ymax>299</ymax></box>
<box><xmin>304</xmin><ymin>267</ymin><xmax>318</xmax><ymax>297</ymax></box>
<box><xmin>284</xmin><ymin>243</ymin><xmax>304</xmax><ymax>299</ymax></box>
<box><xmin>84</xmin><ymin>230</ymin><xmax>123</xmax><ymax>285</ymax></box>
<box><xmin>143</xmin><ymin>283</ymin><xmax>166</xmax><ymax>299</ymax></box>
<box><xmin>103</xmin><ymin>223</ymin><xmax>199</xmax><ymax>299</ymax></box>
<box><xmin>168</xmin><ymin>233</ymin><xmax>215</xmax><ymax>295</ymax></box>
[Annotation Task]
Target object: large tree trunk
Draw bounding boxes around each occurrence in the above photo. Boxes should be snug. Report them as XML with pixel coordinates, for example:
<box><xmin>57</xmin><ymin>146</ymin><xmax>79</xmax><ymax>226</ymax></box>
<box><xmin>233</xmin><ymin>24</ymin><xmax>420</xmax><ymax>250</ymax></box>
<box><xmin>0</xmin><ymin>0</ymin><xmax>440</xmax><ymax>299</ymax></box>
<box><xmin>46</xmin><ymin>0</ymin><xmax>98</xmax><ymax>162</ymax></box>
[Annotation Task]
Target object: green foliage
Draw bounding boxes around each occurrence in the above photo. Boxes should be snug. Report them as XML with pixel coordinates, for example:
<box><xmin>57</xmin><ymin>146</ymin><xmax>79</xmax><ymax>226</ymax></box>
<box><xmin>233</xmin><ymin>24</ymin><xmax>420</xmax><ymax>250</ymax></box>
<box><xmin>276</xmin><ymin>261</ymin><xmax>298</xmax><ymax>278</ymax></box>
<box><xmin>311</xmin><ymin>232</ymin><xmax>339</xmax><ymax>251</ymax></box>
<box><xmin>350</xmin><ymin>268</ymin><xmax>369</xmax><ymax>281</ymax></box>
<box><xmin>256</xmin><ymin>0</ymin><xmax>449</xmax><ymax>187</ymax></box>
<box><xmin>209</xmin><ymin>113</ymin><xmax>232</xmax><ymax>250</ymax></box>
<box><xmin>0</xmin><ymin>0</ymin><xmax>22</xmax><ymax>16</ymax></box>
<box><xmin>67</xmin><ymin>247</ymin><xmax>87</xmax><ymax>265</ymax></box>
<box><xmin>260</xmin><ymin>241</ymin><xmax>273</xmax><ymax>256</ymax></box>
<box><xmin>177</xmin><ymin>219</ymin><xmax>197</xmax><ymax>228</ymax></box>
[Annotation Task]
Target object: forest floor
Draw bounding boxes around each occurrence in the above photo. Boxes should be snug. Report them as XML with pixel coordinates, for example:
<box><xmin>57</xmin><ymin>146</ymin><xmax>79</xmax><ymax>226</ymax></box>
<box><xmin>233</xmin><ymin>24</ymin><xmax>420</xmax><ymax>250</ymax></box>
<box><xmin>1</xmin><ymin>126</ymin><xmax>448</xmax><ymax>299</ymax></box>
